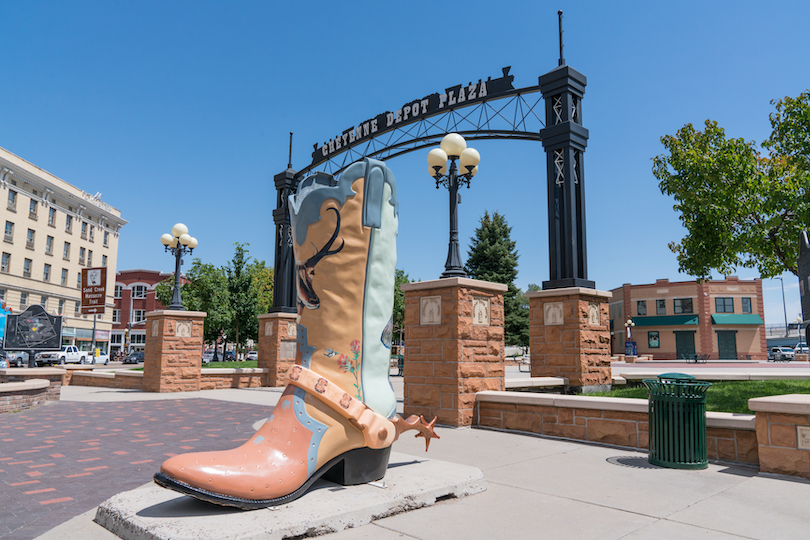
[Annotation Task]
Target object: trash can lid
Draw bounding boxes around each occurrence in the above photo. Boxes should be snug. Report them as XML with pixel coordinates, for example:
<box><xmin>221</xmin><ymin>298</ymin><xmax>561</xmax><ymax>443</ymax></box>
<box><xmin>658</xmin><ymin>372</ymin><xmax>695</xmax><ymax>380</ymax></box>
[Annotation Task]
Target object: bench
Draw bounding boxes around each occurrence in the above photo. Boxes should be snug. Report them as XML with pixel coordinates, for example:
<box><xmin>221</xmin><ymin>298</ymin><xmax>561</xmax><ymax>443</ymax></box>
<box><xmin>518</xmin><ymin>356</ymin><xmax>531</xmax><ymax>373</ymax></box>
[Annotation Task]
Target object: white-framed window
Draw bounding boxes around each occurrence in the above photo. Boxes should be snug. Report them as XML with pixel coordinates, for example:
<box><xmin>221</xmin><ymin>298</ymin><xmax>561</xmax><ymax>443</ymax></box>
<box><xmin>1</xmin><ymin>252</ymin><xmax>9</xmax><ymax>273</ymax></box>
<box><xmin>63</xmin><ymin>241</ymin><xmax>70</xmax><ymax>260</ymax></box>
<box><xmin>7</xmin><ymin>190</ymin><xmax>16</xmax><ymax>210</ymax></box>
<box><xmin>133</xmin><ymin>309</ymin><xmax>146</xmax><ymax>322</ymax></box>
<box><xmin>81</xmin><ymin>222</ymin><xmax>88</xmax><ymax>239</ymax></box>
<box><xmin>114</xmin><ymin>284</ymin><xmax>122</xmax><ymax>298</ymax></box>
<box><xmin>40</xmin><ymin>295</ymin><xmax>47</xmax><ymax>308</ymax></box>
<box><xmin>48</xmin><ymin>207</ymin><xmax>56</xmax><ymax>226</ymax></box>
<box><xmin>112</xmin><ymin>309</ymin><xmax>120</xmax><ymax>323</ymax></box>
<box><xmin>65</xmin><ymin>214</ymin><xmax>73</xmax><ymax>233</ymax></box>
<box><xmin>131</xmin><ymin>334</ymin><xmax>146</xmax><ymax>345</ymax></box>
<box><xmin>43</xmin><ymin>263</ymin><xmax>51</xmax><ymax>282</ymax></box>
<box><xmin>102</xmin><ymin>255</ymin><xmax>107</xmax><ymax>267</ymax></box>
<box><xmin>132</xmin><ymin>285</ymin><xmax>147</xmax><ymax>298</ymax></box>
<box><xmin>87</xmin><ymin>250</ymin><xmax>92</xmax><ymax>267</ymax></box>
<box><xmin>29</xmin><ymin>199</ymin><xmax>38</xmax><ymax>219</ymax></box>
<box><xmin>89</xmin><ymin>225</ymin><xmax>95</xmax><ymax>242</ymax></box>
<box><xmin>0</xmin><ymin>288</ymin><xmax>4</xmax><ymax>301</ymax></box>
<box><xmin>74</xmin><ymin>301</ymin><xmax>80</xmax><ymax>316</ymax></box>
<box><xmin>45</xmin><ymin>235</ymin><xmax>54</xmax><ymax>255</ymax></box>
<box><xmin>79</xmin><ymin>247</ymin><xmax>86</xmax><ymax>265</ymax></box>
<box><xmin>23</xmin><ymin>258</ymin><xmax>32</xmax><ymax>278</ymax></box>
<box><xmin>103</xmin><ymin>231</ymin><xmax>109</xmax><ymax>247</ymax></box>
<box><xmin>3</xmin><ymin>221</ymin><xmax>13</xmax><ymax>243</ymax></box>
<box><xmin>26</xmin><ymin>229</ymin><xmax>35</xmax><ymax>249</ymax></box>
<box><xmin>58</xmin><ymin>299</ymin><xmax>65</xmax><ymax>315</ymax></box>
<box><xmin>61</xmin><ymin>268</ymin><xmax>68</xmax><ymax>285</ymax></box>
<box><xmin>20</xmin><ymin>292</ymin><xmax>28</xmax><ymax>309</ymax></box>
<box><xmin>76</xmin><ymin>272</ymin><xmax>81</xmax><ymax>288</ymax></box>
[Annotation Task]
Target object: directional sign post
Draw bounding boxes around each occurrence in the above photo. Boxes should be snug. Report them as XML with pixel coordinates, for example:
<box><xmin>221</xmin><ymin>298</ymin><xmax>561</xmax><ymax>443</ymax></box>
<box><xmin>81</xmin><ymin>267</ymin><xmax>107</xmax><ymax>315</ymax></box>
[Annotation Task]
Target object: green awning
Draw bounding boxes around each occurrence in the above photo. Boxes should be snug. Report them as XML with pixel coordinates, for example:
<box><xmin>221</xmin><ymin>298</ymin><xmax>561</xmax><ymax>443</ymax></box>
<box><xmin>711</xmin><ymin>314</ymin><xmax>764</xmax><ymax>325</ymax></box>
<box><xmin>631</xmin><ymin>315</ymin><xmax>699</xmax><ymax>327</ymax></box>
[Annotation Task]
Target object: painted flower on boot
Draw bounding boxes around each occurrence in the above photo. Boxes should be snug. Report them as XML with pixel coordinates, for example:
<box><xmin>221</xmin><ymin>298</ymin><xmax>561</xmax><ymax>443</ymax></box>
<box><xmin>335</xmin><ymin>340</ymin><xmax>363</xmax><ymax>401</ymax></box>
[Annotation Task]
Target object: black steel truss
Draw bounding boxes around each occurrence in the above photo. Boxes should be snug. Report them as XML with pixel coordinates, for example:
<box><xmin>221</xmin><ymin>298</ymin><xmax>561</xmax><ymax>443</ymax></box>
<box><xmin>296</xmin><ymin>87</ymin><xmax>545</xmax><ymax>179</ymax></box>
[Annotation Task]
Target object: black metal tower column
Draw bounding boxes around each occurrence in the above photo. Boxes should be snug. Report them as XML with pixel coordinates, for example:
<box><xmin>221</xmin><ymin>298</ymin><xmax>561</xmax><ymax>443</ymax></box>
<box><xmin>539</xmin><ymin>64</ymin><xmax>594</xmax><ymax>290</ymax></box>
<box><xmin>271</xmin><ymin>167</ymin><xmax>298</xmax><ymax>313</ymax></box>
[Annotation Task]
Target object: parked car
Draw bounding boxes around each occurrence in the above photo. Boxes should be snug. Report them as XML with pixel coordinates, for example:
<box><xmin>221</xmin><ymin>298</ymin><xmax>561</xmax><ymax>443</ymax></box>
<box><xmin>770</xmin><ymin>347</ymin><xmax>795</xmax><ymax>362</ymax></box>
<box><xmin>36</xmin><ymin>346</ymin><xmax>87</xmax><ymax>365</ymax></box>
<box><xmin>123</xmin><ymin>351</ymin><xmax>144</xmax><ymax>364</ymax></box>
<box><xmin>92</xmin><ymin>353</ymin><xmax>110</xmax><ymax>365</ymax></box>
<box><xmin>795</xmin><ymin>342</ymin><xmax>809</xmax><ymax>355</ymax></box>
<box><xmin>6</xmin><ymin>351</ymin><xmax>29</xmax><ymax>367</ymax></box>
<box><xmin>202</xmin><ymin>350</ymin><xmax>215</xmax><ymax>364</ymax></box>
<box><xmin>223</xmin><ymin>350</ymin><xmax>236</xmax><ymax>361</ymax></box>
<box><xmin>246</xmin><ymin>350</ymin><xmax>258</xmax><ymax>361</ymax></box>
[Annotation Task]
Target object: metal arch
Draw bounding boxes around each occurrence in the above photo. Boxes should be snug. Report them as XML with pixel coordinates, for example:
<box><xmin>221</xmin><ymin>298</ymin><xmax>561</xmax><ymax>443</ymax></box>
<box><xmin>296</xmin><ymin>87</ymin><xmax>546</xmax><ymax>179</ymax></box>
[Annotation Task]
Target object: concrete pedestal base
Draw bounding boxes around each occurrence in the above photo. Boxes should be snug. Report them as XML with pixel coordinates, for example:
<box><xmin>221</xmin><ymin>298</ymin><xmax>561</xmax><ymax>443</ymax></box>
<box><xmin>94</xmin><ymin>452</ymin><xmax>485</xmax><ymax>540</ymax></box>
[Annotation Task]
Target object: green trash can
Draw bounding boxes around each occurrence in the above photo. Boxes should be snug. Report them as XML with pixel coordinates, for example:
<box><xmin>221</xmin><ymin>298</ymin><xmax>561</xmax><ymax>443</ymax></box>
<box><xmin>643</xmin><ymin>373</ymin><xmax>712</xmax><ymax>469</ymax></box>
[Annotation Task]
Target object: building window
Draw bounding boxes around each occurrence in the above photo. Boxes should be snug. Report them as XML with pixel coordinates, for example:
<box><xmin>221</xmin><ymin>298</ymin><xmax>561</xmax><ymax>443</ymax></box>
<box><xmin>102</xmin><ymin>255</ymin><xmax>107</xmax><ymax>267</ymax></box>
<box><xmin>637</xmin><ymin>300</ymin><xmax>647</xmax><ymax>316</ymax></box>
<box><xmin>0</xmin><ymin>289</ymin><xmax>4</xmax><ymax>301</ymax></box>
<box><xmin>65</xmin><ymin>215</ymin><xmax>73</xmax><ymax>233</ymax></box>
<box><xmin>648</xmin><ymin>331</ymin><xmax>660</xmax><ymax>348</ymax></box>
<box><xmin>674</xmin><ymin>298</ymin><xmax>693</xmax><ymax>314</ymax></box>
<box><xmin>48</xmin><ymin>207</ymin><xmax>56</xmax><ymax>226</ymax></box>
<box><xmin>43</xmin><ymin>263</ymin><xmax>51</xmax><ymax>282</ymax></box>
<box><xmin>742</xmin><ymin>297</ymin><xmax>752</xmax><ymax>314</ymax></box>
<box><xmin>26</xmin><ymin>229</ymin><xmax>35</xmax><ymax>250</ymax></box>
<box><xmin>29</xmin><ymin>199</ymin><xmax>38</xmax><ymax>219</ymax></box>
<box><xmin>112</xmin><ymin>309</ymin><xmax>120</xmax><ymax>323</ymax></box>
<box><xmin>77</xmin><ymin>273</ymin><xmax>81</xmax><ymax>288</ymax></box>
<box><xmin>20</xmin><ymin>292</ymin><xmax>28</xmax><ymax>309</ymax></box>
<box><xmin>45</xmin><ymin>235</ymin><xmax>54</xmax><ymax>255</ymax></box>
<box><xmin>716</xmin><ymin>297</ymin><xmax>734</xmax><ymax>313</ymax></box>
<box><xmin>3</xmin><ymin>221</ymin><xmax>12</xmax><ymax>243</ymax></box>
<box><xmin>89</xmin><ymin>225</ymin><xmax>95</xmax><ymax>242</ymax></box>
<box><xmin>40</xmin><ymin>295</ymin><xmax>47</xmax><ymax>308</ymax></box>
<box><xmin>131</xmin><ymin>334</ymin><xmax>146</xmax><ymax>345</ymax></box>
<box><xmin>1</xmin><ymin>252</ymin><xmax>9</xmax><ymax>273</ymax></box>
<box><xmin>132</xmin><ymin>285</ymin><xmax>147</xmax><ymax>298</ymax></box>
<box><xmin>74</xmin><ymin>301</ymin><xmax>80</xmax><ymax>316</ymax></box>
<box><xmin>133</xmin><ymin>309</ymin><xmax>146</xmax><ymax>322</ymax></box>
<box><xmin>58</xmin><ymin>299</ymin><xmax>65</xmax><ymax>315</ymax></box>
<box><xmin>656</xmin><ymin>299</ymin><xmax>666</xmax><ymax>315</ymax></box>
<box><xmin>81</xmin><ymin>222</ymin><xmax>88</xmax><ymax>239</ymax></box>
<box><xmin>87</xmin><ymin>250</ymin><xmax>93</xmax><ymax>267</ymax></box>
<box><xmin>63</xmin><ymin>241</ymin><xmax>71</xmax><ymax>260</ymax></box>
<box><xmin>103</xmin><ymin>231</ymin><xmax>109</xmax><ymax>247</ymax></box>
<box><xmin>61</xmin><ymin>268</ymin><xmax>68</xmax><ymax>285</ymax></box>
<box><xmin>114</xmin><ymin>284</ymin><xmax>122</xmax><ymax>298</ymax></box>
<box><xmin>79</xmin><ymin>247</ymin><xmax>86</xmax><ymax>265</ymax></box>
<box><xmin>7</xmin><ymin>190</ymin><xmax>16</xmax><ymax>211</ymax></box>
<box><xmin>23</xmin><ymin>258</ymin><xmax>32</xmax><ymax>278</ymax></box>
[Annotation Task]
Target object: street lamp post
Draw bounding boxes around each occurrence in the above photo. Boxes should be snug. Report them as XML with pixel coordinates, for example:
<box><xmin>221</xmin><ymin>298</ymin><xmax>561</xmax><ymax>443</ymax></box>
<box><xmin>427</xmin><ymin>133</ymin><xmax>480</xmax><ymax>278</ymax></box>
<box><xmin>624</xmin><ymin>318</ymin><xmax>635</xmax><ymax>341</ymax></box>
<box><xmin>160</xmin><ymin>223</ymin><xmax>198</xmax><ymax>311</ymax></box>
<box><xmin>775</xmin><ymin>277</ymin><xmax>789</xmax><ymax>337</ymax></box>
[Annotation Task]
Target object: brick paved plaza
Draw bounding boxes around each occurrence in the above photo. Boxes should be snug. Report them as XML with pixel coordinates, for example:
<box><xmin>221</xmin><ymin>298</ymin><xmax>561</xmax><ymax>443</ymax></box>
<box><xmin>0</xmin><ymin>399</ymin><xmax>270</xmax><ymax>539</ymax></box>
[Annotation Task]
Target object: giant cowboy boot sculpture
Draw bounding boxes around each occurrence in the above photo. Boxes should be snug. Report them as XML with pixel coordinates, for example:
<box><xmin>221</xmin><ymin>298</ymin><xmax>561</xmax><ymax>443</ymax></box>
<box><xmin>154</xmin><ymin>159</ymin><xmax>438</xmax><ymax>509</ymax></box>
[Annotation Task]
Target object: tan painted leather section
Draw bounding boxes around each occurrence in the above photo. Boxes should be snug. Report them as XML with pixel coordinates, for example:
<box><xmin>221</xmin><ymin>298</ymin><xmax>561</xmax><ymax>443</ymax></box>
<box><xmin>161</xmin><ymin>387</ymin><xmax>314</xmax><ymax>501</ymax></box>
<box><xmin>303</xmin><ymin>393</ymin><xmax>365</xmax><ymax>468</ymax></box>
<box><xmin>295</xmin><ymin>179</ymin><xmax>370</xmax><ymax>400</ymax></box>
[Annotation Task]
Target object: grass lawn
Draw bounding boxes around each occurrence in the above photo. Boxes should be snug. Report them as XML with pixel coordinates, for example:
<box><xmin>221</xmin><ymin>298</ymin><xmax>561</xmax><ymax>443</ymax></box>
<box><xmin>129</xmin><ymin>360</ymin><xmax>259</xmax><ymax>372</ymax></box>
<box><xmin>590</xmin><ymin>380</ymin><xmax>810</xmax><ymax>414</ymax></box>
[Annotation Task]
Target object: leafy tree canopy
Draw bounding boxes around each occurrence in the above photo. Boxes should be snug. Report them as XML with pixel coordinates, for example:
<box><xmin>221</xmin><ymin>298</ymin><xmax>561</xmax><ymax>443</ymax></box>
<box><xmin>392</xmin><ymin>269</ymin><xmax>411</xmax><ymax>333</ymax></box>
<box><xmin>653</xmin><ymin>91</ymin><xmax>810</xmax><ymax>279</ymax></box>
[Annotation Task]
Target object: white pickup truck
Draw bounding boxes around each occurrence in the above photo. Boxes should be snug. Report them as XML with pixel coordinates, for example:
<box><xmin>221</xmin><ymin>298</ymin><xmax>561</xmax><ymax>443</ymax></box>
<box><xmin>36</xmin><ymin>346</ymin><xmax>88</xmax><ymax>365</ymax></box>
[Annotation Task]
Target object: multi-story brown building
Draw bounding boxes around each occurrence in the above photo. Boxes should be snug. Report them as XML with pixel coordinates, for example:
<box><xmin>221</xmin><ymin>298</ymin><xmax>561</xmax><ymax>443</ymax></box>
<box><xmin>0</xmin><ymin>146</ymin><xmax>126</xmax><ymax>354</ymax></box>
<box><xmin>609</xmin><ymin>276</ymin><xmax>767</xmax><ymax>360</ymax></box>
<box><xmin>112</xmin><ymin>269</ymin><xmax>172</xmax><ymax>355</ymax></box>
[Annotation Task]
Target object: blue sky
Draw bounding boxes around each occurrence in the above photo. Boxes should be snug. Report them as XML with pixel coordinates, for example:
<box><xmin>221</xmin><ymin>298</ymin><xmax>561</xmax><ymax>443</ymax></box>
<box><xmin>2</xmin><ymin>1</ymin><xmax>808</xmax><ymax>326</ymax></box>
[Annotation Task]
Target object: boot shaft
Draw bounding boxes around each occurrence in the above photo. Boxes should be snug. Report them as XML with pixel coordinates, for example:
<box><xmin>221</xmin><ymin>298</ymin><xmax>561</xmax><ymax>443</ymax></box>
<box><xmin>289</xmin><ymin>159</ymin><xmax>399</xmax><ymax>418</ymax></box>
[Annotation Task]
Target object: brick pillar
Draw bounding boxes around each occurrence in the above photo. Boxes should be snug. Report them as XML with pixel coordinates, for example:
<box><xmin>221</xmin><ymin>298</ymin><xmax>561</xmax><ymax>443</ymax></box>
<box><xmin>142</xmin><ymin>310</ymin><xmax>206</xmax><ymax>393</ymax></box>
<box><xmin>527</xmin><ymin>287</ymin><xmax>611</xmax><ymax>391</ymax></box>
<box><xmin>257</xmin><ymin>312</ymin><xmax>298</xmax><ymax>386</ymax></box>
<box><xmin>401</xmin><ymin>278</ymin><xmax>506</xmax><ymax>427</ymax></box>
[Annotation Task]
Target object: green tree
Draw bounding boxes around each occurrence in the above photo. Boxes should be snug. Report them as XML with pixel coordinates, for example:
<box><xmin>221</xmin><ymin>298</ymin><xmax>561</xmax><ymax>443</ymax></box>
<box><xmin>392</xmin><ymin>269</ymin><xmax>411</xmax><ymax>334</ymax></box>
<box><xmin>465</xmin><ymin>211</ymin><xmax>526</xmax><ymax>346</ymax></box>
<box><xmin>226</xmin><ymin>243</ymin><xmax>259</xmax><ymax>354</ymax></box>
<box><xmin>249</xmin><ymin>259</ymin><xmax>274</xmax><ymax>315</ymax></box>
<box><xmin>653</xmin><ymin>91</ymin><xmax>810</xmax><ymax>279</ymax></box>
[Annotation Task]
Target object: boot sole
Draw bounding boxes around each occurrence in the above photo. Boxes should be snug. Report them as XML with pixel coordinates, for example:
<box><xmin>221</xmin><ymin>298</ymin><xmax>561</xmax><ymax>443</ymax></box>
<box><xmin>153</xmin><ymin>445</ymin><xmax>392</xmax><ymax>510</ymax></box>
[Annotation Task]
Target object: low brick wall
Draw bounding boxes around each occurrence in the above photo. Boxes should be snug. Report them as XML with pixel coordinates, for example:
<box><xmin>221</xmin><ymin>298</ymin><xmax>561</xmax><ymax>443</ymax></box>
<box><xmin>0</xmin><ymin>379</ymin><xmax>51</xmax><ymax>413</ymax></box>
<box><xmin>200</xmin><ymin>368</ymin><xmax>269</xmax><ymax>390</ymax></box>
<box><xmin>476</xmin><ymin>392</ymin><xmax>758</xmax><ymax>465</ymax></box>
<box><xmin>59</xmin><ymin>365</ymin><xmax>95</xmax><ymax>385</ymax></box>
<box><xmin>0</xmin><ymin>368</ymin><xmax>65</xmax><ymax>402</ymax></box>
<box><xmin>749</xmin><ymin>395</ymin><xmax>810</xmax><ymax>480</ymax></box>
<box><xmin>71</xmin><ymin>371</ymin><xmax>144</xmax><ymax>390</ymax></box>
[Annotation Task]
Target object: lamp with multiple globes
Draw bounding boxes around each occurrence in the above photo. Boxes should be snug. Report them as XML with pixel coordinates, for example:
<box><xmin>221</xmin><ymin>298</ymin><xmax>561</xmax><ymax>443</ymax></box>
<box><xmin>427</xmin><ymin>133</ymin><xmax>480</xmax><ymax>278</ymax></box>
<box><xmin>160</xmin><ymin>223</ymin><xmax>198</xmax><ymax>310</ymax></box>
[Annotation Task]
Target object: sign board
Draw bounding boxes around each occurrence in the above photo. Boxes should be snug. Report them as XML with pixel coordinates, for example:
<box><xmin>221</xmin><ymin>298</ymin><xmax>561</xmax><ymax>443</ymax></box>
<box><xmin>81</xmin><ymin>267</ymin><xmax>107</xmax><ymax>314</ymax></box>
<box><xmin>2</xmin><ymin>305</ymin><xmax>62</xmax><ymax>351</ymax></box>
<box><xmin>625</xmin><ymin>341</ymin><xmax>637</xmax><ymax>357</ymax></box>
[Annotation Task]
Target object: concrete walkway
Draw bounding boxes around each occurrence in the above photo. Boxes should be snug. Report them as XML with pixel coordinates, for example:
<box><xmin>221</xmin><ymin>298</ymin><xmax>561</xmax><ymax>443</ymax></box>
<box><xmin>14</xmin><ymin>383</ymin><xmax>808</xmax><ymax>539</ymax></box>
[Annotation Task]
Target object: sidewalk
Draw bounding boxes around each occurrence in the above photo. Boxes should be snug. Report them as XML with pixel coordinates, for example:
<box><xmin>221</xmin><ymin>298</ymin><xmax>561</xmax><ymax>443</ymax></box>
<box><xmin>0</xmin><ymin>380</ymin><xmax>805</xmax><ymax>539</ymax></box>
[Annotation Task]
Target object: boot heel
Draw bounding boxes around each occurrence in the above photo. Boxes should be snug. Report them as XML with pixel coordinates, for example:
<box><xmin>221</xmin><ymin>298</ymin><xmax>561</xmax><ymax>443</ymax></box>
<box><xmin>323</xmin><ymin>446</ymin><xmax>391</xmax><ymax>486</ymax></box>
